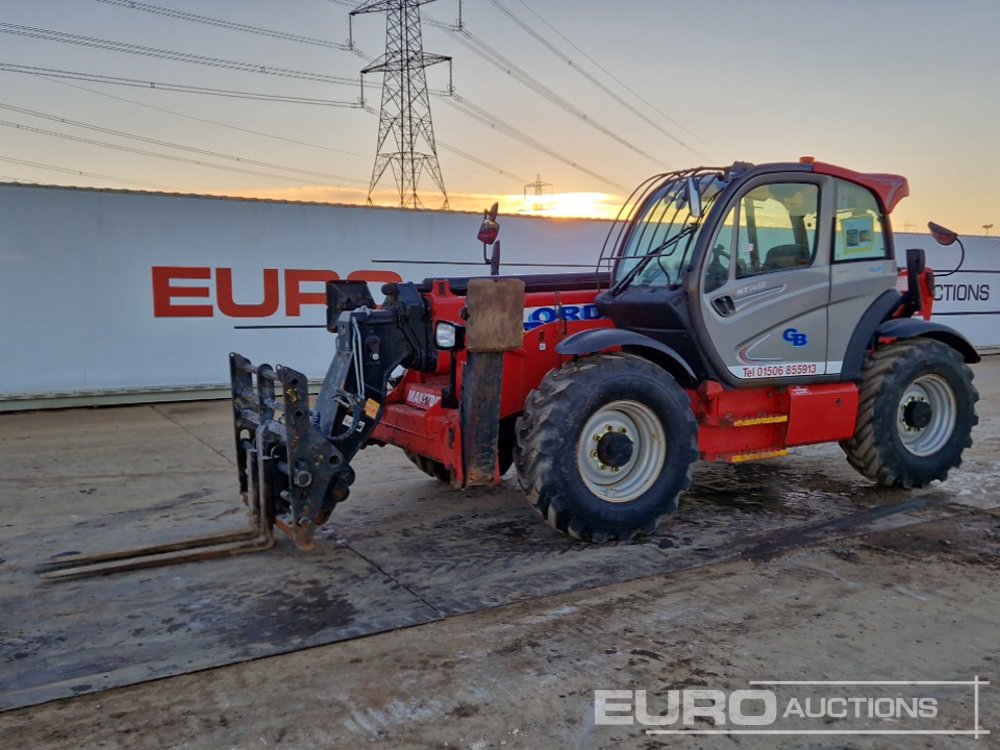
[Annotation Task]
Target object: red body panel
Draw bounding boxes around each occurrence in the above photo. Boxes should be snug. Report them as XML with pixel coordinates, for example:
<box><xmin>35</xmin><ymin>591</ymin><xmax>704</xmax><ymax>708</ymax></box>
<box><xmin>894</xmin><ymin>267</ymin><xmax>936</xmax><ymax>322</ymax></box>
<box><xmin>785</xmin><ymin>383</ymin><xmax>859</xmax><ymax>446</ymax></box>
<box><xmin>917</xmin><ymin>268</ymin><xmax>936</xmax><ymax>321</ymax></box>
<box><xmin>375</xmin><ymin>383</ymin><xmax>463</xmax><ymax>480</ymax></box>
<box><xmin>371</xmin><ymin>281</ymin><xmax>613</xmax><ymax>483</ymax></box>
<box><xmin>691</xmin><ymin>381</ymin><xmax>859</xmax><ymax>461</ymax></box>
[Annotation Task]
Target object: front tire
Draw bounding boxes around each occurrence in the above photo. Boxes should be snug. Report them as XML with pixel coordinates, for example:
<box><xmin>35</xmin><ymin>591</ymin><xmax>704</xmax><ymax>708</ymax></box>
<box><xmin>515</xmin><ymin>353</ymin><xmax>698</xmax><ymax>542</ymax></box>
<box><xmin>840</xmin><ymin>339</ymin><xmax>978</xmax><ymax>488</ymax></box>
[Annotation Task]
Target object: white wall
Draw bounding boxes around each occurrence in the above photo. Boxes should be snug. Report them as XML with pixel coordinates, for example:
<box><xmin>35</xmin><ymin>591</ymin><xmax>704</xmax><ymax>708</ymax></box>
<box><xmin>0</xmin><ymin>184</ymin><xmax>608</xmax><ymax>403</ymax></box>
<box><xmin>1</xmin><ymin>184</ymin><xmax>997</xmax><ymax>405</ymax></box>
<box><xmin>893</xmin><ymin>232</ymin><xmax>1000</xmax><ymax>346</ymax></box>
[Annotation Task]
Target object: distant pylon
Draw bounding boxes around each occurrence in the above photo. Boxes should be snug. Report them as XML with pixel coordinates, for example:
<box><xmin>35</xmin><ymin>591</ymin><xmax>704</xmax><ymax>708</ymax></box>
<box><xmin>524</xmin><ymin>173</ymin><xmax>552</xmax><ymax>211</ymax></box>
<box><xmin>351</xmin><ymin>0</ymin><xmax>451</xmax><ymax>209</ymax></box>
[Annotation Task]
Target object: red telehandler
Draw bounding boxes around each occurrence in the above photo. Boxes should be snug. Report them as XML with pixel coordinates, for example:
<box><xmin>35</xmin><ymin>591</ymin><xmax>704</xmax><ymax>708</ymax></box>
<box><xmin>41</xmin><ymin>158</ymin><xmax>980</xmax><ymax>578</ymax></box>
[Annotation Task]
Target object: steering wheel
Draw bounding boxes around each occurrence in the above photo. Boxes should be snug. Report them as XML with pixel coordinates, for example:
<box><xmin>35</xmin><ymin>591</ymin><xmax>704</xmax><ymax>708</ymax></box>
<box><xmin>711</xmin><ymin>243</ymin><xmax>730</xmax><ymax>261</ymax></box>
<box><xmin>704</xmin><ymin>244</ymin><xmax>730</xmax><ymax>292</ymax></box>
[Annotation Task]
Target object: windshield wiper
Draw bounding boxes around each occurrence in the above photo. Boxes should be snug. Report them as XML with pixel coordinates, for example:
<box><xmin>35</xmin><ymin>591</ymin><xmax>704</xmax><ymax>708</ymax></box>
<box><xmin>610</xmin><ymin>223</ymin><xmax>698</xmax><ymax>295</ymax></box>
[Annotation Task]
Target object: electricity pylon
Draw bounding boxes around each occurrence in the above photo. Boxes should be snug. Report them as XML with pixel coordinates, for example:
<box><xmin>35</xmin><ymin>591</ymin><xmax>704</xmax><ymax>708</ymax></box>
<box><xmin>524</xmin><ymin>174</ymin><xmax>552</xmax><ymax>211</ymax></box>
<box><xmin>351</xmin><ymin>0</ymin><xmax>451</xmax><ymax>209</ymax></box>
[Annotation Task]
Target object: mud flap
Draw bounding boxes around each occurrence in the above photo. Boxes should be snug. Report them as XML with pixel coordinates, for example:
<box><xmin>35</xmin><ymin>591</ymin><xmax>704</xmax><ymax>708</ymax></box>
<box><xmin>461</xmin><ymin>278</ymin><xmax>525</xmax><ymax>486</ymax></box>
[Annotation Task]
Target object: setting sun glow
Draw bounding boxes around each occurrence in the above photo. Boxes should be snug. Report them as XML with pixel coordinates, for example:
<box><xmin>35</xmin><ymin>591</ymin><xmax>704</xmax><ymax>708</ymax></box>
<box><xmin>505</xmin><ymin>191</ymin><xmax>622</xmax><ymax>220</ymax></box>
<box><xmin>220</xmin><ymin>186</ymin><xmax>626</xmax><ymax>221</ymax></box>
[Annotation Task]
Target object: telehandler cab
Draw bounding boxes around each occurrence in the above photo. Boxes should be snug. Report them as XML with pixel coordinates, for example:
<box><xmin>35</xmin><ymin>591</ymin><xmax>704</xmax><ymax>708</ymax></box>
<box><xmin>41</xmin><ymin>158</ymin><xmax>980</xmax><ymax>578</ymax></box>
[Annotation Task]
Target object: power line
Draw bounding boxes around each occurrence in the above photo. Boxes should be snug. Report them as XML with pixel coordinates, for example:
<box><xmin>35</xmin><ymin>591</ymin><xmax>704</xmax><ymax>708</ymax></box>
<box><xmin>339</xmin><ymin>0</ymin><xmax>668</xmax><ymax>168</ymax></box>
<box><xmin>438</xmin><ymin>93</ymin><xmax>627</xmax><ymax>191</ymax></box>
<box><xmin>1</xmin><ymin>19</ymin><xmax>604</xmax><ymax>194</ymax></box>
<box><xmin>0</xmin><ymin>63</ymin><xmax>365</xmax><ymax>107</ymax></box>
<box><xmin>101</xmin><ymin>0</ymin><xmax>592</xmax><ymax>192</ymax></box>
<box><xmin>93</xmin><ymin>0</ymin><xmax>362</xmax><ymax>54</ymax></box>
<box><xmin>35</xmin><ymin>75</ymin><xmax>369</xmax><ymax>160</ymax></box>
<box><xmin>509</xmin><ymin>0</ymin><xmax>719</xmax><ymax>156</ymax></box>
<box><xmin>3</xmin><ymin>4</ymin><xmax>714</xmax><ymax>194</ymax></box>
<box><xmin>0</xmin><ymin>117</ymin><xmax>369</xmax><ymax>186</ymax></box>
<box><xmin>436</xmin><ymin>141</ymin><xmax>527</xmax><ymax>184</ymax></box>
<box><xmin>0</xmin><ymin>119</ymin><xmax>334</xmax><ymax>184</ymax></box>
<box><xmin>0</xmin><ymin>154</ymin><xmax>182</xmax><ymax>190</ymax></box>
<box><xmin>2</xmin><ymin>64</ymin><xmax>529</xmax><ymax>188</ymax></box>
<box><xmin>0</xmin><ymin>102</ymin><xmax>369</xmax><ymax>184</ymax></box>
<box><xmin>483</xmin><ymin>0</ymin><xmax>711</xmax><ymax>161</ymax></box>
<box><xmin>0</xmin><ymin>24</ymin><xmax>360</xmax><ymax>86</ymax></box>
<box><xmin>424</xmin><ymin>16</ymin><xmax>666</xmax><ymax>167</ymax></box>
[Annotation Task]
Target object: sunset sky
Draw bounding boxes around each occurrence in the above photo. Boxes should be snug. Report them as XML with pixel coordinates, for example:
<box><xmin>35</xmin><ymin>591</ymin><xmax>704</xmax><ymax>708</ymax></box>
<box><xmin>3</xmin><ymin>0</ymin><xmax>1000</xmax><ymax>234</ymax></box>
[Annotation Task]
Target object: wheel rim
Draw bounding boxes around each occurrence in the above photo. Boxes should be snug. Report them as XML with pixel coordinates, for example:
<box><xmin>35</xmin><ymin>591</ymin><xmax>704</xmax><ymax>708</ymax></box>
<box><xmin>577</xmin><ymin>400</ymin><xmax>666</xmax><ymax>503</ymax></box>
<box><xmin>896</xmin><ymin>374</ymin><xmax>956</xmax><ymax>456</ymax></box>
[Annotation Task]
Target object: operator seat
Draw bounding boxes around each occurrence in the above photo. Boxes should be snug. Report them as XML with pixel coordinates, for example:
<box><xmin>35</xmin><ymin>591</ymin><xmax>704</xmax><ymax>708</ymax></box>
<box><xmin>762</xmin><ymin>243</ymin><xmax>810</xmax><ymax>271</ymax></box>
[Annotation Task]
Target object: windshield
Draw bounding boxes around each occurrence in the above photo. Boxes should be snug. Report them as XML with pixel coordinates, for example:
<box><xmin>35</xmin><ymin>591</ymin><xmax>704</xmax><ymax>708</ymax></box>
<box><xmin>602</xmin><ymin>168</ymin><xmax>728</xmax><ymax>291</ymax></box>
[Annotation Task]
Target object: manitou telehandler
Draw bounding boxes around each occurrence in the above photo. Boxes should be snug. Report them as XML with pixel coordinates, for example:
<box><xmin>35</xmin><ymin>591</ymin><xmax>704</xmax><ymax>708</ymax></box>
<box><xmin>42</xmin><ymin>158</ymin><xmax>980</xmax><ymax>577</ymax></box>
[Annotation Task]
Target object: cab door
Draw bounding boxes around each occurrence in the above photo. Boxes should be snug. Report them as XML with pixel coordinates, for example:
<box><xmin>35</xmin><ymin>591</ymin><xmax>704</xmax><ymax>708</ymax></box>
<box><xmin>826</xmin><ymin>178</ymin><xmax>899</xmax><ymax>371</ymax></box>
<box><xmin>696</xmin><ymin>176</ymin><xmax>833</xmax><ymax>384</ymax></box>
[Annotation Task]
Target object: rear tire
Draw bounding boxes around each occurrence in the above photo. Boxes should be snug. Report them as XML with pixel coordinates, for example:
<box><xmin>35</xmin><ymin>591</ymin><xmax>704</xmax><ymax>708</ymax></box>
<box><xmin>515</xmin><ymin>353</ymin><xmax>698</xmax><ymax>542</ymax></box>
<box><xmin>404</xmin><ymin>451</ymin><xmax>452</xmax><ymax>482</ymax></box>
<box><xmin>840</xmin><ymin>339</ymin><xmax>978</xmax><ymax>488</ymax></box>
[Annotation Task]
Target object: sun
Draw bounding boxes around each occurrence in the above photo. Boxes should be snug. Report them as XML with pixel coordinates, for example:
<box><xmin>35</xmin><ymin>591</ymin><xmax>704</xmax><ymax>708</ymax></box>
<box><xmin>510</xmin><ymin>191</ymin><xmax>623</xmax><ymax>220</ymax></box>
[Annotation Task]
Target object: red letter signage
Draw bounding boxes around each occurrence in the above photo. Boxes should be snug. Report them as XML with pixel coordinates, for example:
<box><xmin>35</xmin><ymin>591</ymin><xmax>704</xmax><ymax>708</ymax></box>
<box><xmin>151</xmin><ymin>266</ymin><xmax>213</xmax><ymax>318</ymax></box>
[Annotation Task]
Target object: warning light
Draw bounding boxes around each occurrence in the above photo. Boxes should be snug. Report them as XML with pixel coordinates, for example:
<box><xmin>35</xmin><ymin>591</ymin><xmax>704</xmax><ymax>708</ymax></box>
<box><xmin>799</xmin><ymin>155</ymin><xmax>816</xmax><ymax>164</ymax></box>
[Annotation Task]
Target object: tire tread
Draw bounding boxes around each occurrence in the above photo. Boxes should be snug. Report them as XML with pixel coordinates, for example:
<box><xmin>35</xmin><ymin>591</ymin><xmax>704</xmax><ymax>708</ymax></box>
<box><xmin>515</xmin><ymin>354</ymin><xmax>698</xmax><ymax>542</ymax></box>
<box><xmin>841</xmin><ymin>339</ymin><xmax>978</xmax><ymax>488</ymax></box>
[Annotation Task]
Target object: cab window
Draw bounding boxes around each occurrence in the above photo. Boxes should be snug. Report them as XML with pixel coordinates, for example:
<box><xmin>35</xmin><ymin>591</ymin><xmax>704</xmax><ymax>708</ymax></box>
<box><xmin>616</xmin><ymin>180</ymin><xmax>703</xmax><ymax>288</ymax></box>
<box><xmin>833</xmin><ymin>179</ymin><xmax>888</xmax><ymax>262</ymax></box>
<box><xmin>704</xmin><ymin>182</ymin><xmax>819</xmax><ymax>292</ymax></box>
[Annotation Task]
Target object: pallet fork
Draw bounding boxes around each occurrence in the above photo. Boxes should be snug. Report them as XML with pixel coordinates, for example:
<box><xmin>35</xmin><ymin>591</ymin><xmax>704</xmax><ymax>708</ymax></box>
<box><xmin>37</xmin><ymin>355</ymin><xmax>336</xmax><ymax>580</ymax></box>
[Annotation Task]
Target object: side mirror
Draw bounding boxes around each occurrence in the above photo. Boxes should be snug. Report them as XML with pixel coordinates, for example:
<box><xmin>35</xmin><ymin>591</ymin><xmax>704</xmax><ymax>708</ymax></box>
<box><xmin>477</xmin><ymin>202</ymin><xmax>501</xmax><ymax>275</ymax></box>
<box><xmin>928</xmin><ymin>221</ymin><xmax>958</xmax><ymax>246</ymax></box>
<box><xmin>926</xmin><ymin>221</ymin><xmax>966</xmax><ymax>278</ymax></box>
<box><xmin>686</xmin><ymin>177</ymin><xmax>703</xmax><ymax>219</ymax></box>
<box><xmin>477</xmin><ymin>202</ymin><xmax>500</xmax><ymax>245</ymax></box>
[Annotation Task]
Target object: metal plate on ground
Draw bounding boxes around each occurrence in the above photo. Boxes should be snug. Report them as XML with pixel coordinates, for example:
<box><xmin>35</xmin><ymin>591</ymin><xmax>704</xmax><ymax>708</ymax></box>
<box><xmin>0</xmin><ymin>529</ymin><xmax>440</xmax><ymax>712</ymax></box>
<box><xmin>335</xmin><ymin>454</ymin><xmax>970</xmax><ymax>616</ymax></box>
<box><xmin>2</xmin><ymin>402</ymin><xmax>998</xmax><ymax>711</ymax></box>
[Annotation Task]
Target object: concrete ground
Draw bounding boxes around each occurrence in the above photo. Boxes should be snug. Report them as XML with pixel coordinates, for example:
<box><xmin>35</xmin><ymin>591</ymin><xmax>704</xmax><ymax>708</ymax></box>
<box><xmin>1</xmin><ymin>357</ymin><xmax>998</xmax><ymax>749</ymax></box>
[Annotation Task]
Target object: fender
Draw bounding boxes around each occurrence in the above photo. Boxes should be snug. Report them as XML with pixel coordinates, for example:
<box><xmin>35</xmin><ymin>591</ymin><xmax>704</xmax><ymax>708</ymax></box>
<box><xmin>875</xmin><ymin>318</ymin><xmax>981</xmax><ymax>364</ymax></box>
<box><xmin>557</xmin><ymin>328</ymin><xmax>697</xmax><ymax>385</ymax></box>
<box><xmin>840</xmin><ymin>290</ymin><xmax>904</xmax><ymax>381</ymax></box>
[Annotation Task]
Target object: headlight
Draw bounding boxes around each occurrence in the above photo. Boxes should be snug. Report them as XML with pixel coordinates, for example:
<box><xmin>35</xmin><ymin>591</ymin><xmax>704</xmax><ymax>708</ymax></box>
<box><xmin>435</xmin><ymin>321</ymin><xmax>458</xmax><ymax>349</ymax></box>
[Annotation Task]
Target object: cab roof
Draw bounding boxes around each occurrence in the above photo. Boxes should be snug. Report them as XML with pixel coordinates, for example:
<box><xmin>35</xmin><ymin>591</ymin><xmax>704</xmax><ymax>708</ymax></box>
<box><xmin>807</xmin><ymin>160</ymin><xmax>909</xmax><ymax>214</ymax></box>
